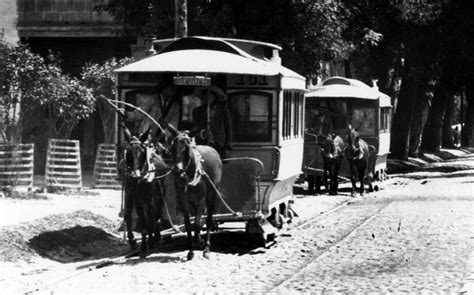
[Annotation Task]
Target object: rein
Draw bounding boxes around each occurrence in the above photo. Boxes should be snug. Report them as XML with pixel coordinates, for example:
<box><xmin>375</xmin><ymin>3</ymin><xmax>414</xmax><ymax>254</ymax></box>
<box><xmin>171</xmin><ymin>132</ymin><xmax>240</xmax><ymax>216</ymax></box>
<box><xmin>125</xmin><ymin>140</ymin><xmax>173</xmax><ymax>182</ymax></box>
<box><xmin>347</xmin><ymin>129</ymin><xmax>365</xmax><ymax>160</ymax></box>
<box><xmin>171</xmin><ymin>133</ymin><xmax>203</xmax><ymax>186</ymax></box>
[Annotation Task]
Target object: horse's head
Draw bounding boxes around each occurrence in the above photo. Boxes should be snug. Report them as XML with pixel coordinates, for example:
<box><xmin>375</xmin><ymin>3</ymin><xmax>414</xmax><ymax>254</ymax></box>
<box><xmin>170</xmin><ymin>131</ymin><xmax>195</xmax><ymax>175</ymax></box>
<box><xmin>124</xmin><ymin>128</ymin><xmax>150</xmax><ymax>179</ymax></box>
<box><xmin>321</xmin><ymin>133</ymin><xmax>344</xmax><ymax>159</ymax></box>
<box><xmin>346</xmin><ymin>125</ymin><xmax>363</xmax><ymax>159</ymax></box>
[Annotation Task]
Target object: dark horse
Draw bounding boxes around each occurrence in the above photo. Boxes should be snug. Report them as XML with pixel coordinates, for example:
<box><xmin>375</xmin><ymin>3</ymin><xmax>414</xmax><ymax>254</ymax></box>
<box><xmin>320</xmin><ymin>133</ymin><xmax>346</xmax><ymax>195</ymax></box>
<box><xmin>165</xmin><ymin>123</ymin><xmax>223</xmax><ymax>260</ymax></box>
<box><xmin>122</xmin><ymin>128</ymin><xmax>169</xmax><ymax>256</ymax></box>
<box><xmin>346</xmin><ymin>125</ymin><xmax>375</xmax><ymax>197</ymax></box>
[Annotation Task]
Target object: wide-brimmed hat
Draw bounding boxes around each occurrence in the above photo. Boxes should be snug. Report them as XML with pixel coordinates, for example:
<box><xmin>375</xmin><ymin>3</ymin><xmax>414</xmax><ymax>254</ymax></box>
<box><xmin>193</xmin><ymin>85</ymin><xmax>226</xmax><ymax>102</ymax></box>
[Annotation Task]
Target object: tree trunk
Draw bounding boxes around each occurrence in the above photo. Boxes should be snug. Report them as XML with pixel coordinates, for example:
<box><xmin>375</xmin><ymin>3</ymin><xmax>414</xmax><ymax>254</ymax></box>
<box><xmin>441</xmin><ymin>94</ymin><xmax>455</xmax><ymax>148</ymax></box>
<box><xmin>390</xmin><ymin>69</ymin><xmax>418</xmax><ymax>160</ymax></box>
<box><xmin>409</xmin><ymin>79</ymin><xmax>432</xmax><ymax>157</ymax></box>
<box><xmin>462</xmin><ymin>82</ymin><xmax>474</xmax><ymax>146</ymax></box>
<box><xmin>422</xmin><ymin>84</ymin><xmax>448</xmax><ymax>152</ymax></box>
<box><xmin>98</xmin><ymin>99</ymin><xmax>115</xmax><ymax>144</ymax></box>
<box><xmin>175</xmin><ymin>0</ymin><xmax>187</xmax><ymax>38</ymax></box>
<box><xmin>7</xmin><ymin>94</ymin><xmax>22</xmax><ymax>144</ymax></box>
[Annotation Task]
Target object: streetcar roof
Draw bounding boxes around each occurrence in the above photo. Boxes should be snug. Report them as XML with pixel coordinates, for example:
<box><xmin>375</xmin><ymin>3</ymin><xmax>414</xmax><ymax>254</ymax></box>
<box><xmin>306</xmin><ymin>76</ymin><xmax>391</xmax><ymax>107</ymax></box>
<box><xmin>115</xmin><ymin>36</ymin><xmax>304</xmax><ymax>80</ymax></box>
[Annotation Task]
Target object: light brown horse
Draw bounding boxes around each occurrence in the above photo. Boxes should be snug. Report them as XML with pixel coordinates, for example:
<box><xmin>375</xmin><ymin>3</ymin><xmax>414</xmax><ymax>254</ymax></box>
<box><xmin>320</xmin><ymin>133</ymin><xmax>346</xmax><ymax>195</ymax></box>
<box><xmin>346</xmin><ymin>125</ymin><xmax>375</xmax><ymax>197</ymax></box>
<box><xmin>165</xmin><ymin>123</ymin><xmax>223</xmax><ymax>260</ymax></box>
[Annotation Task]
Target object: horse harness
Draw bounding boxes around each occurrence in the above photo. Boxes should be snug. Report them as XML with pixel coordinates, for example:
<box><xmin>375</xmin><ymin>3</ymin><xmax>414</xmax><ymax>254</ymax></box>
<box><xmin>347</xmin><ymin>130</ymin><xmax>365</xmax><ymax>160</ymax></box>
<box><xmin>125</xmin><ymin>139</ymin><xmax>172</xmax><ymax>183</ymax></box>
<box><xmin>171</xmin><ymin>133</ymin><xmax>205</xmax><ymax>187</ymax></box>
<box><xmin>171</xmin><ymin>132</ymin><xmax>240</xmax><ymax>216</ymax></box>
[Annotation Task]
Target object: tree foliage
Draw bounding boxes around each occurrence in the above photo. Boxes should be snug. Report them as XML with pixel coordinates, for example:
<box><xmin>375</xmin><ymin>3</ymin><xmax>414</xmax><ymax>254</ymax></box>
<box><xmin>96</xmin><ymin>0</ymin><xmax>474</xmax><ymax>156</ymax></box>
<box><xmin>0</xmin><ymin>44</ymin><xmax>95</xmax><ymax>142</ymax></box>
<box><xmin>81</xmin><ymin>57</ymin><xmax>133</xmax><ymax>143</ymax></box>
<box><xmin>97</xmin><ymin>0</ymin><xmax>352</xmax><ymax>78</ymax></box>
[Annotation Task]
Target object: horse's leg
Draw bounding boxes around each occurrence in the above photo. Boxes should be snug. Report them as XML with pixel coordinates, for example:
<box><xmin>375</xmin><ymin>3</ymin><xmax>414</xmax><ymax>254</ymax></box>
<box><xmin>124</xmin><ymin>191</ymin><xmax>137</xmax><ymax>250</ymax></box>
<box><xmin>358</xmin><ymin>164</ymin><xmax>365</xmax><ymax>196</ymax></box>
<box><xmin>328</xmin><ymin>162</ymin><xmax>335</xmax><ymax>195</ymax></box>
<box><xmin>333</xmin><ymin>160</ymin><xmax>341</xmax><ymax>195</ymax></box>
<box><xmin>153</xmin><ymin>179</ymin><xmax>165</xmax><ymax>247</ymax></box>
<box><xmin>134</xmin><ymin>201</ymin><xmax>148</xmax><ymax>256</ymax></box>
<box><xmin>176</xmin><ymin>185</ymin><xmax>195</xmax><ymax>260</ymax></box>
<box><xmin>315</xmin><ymin>174</ymin><xmax>322</xmax><ymax>194</ymax></box>
<box><xmin>366</xmin><ymin>159</ymin><xmax>374</xmax><ymax>193</ymax></box>
<box><xmin>323</xmin><ymin>161</ymin><xmax>330</xmax><ymax>192</ymax></box>
<box><xmin>203</xmin><ymin>189</ymin><xmax>216</xmax><ymax>259</ymax></box>
<box><xmin>145</xmin><ymin>203</ymin><xmax>156</xmax><ymax>251</ymax></box>
<box><xmin>367</xmin><ymin>173</ymin><xmax>374</xmax><ymax>192</ymax></box>
<box><xmin>193</xmin><ymin>198</ymin><xmax>203</xmax><ymax>248</ymax></box>
<box><xmin>348</xmin><ymin>162</ymin><xmax>357</xmax><ymax>197</ymax></box>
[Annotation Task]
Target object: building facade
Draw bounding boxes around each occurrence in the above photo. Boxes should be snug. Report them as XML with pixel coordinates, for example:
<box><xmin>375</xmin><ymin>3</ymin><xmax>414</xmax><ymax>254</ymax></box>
<box><xmin>4</xmin><ymin>0</ymin><xmax>133</xmax><ymax>173</ymax></box>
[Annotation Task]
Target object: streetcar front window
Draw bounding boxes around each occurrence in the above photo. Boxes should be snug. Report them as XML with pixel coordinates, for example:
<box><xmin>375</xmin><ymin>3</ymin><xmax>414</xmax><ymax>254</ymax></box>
<box><xmin>305</xmin><ymin>98</ymin><xmax>347</xmax><ymax>137</ymax></box>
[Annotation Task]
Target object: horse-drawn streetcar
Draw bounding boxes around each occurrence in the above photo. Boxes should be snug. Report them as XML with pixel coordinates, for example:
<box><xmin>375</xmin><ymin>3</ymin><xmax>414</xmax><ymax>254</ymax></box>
<box><xmin>302</xmin><ymin>76</ymin><xmax>392</xmax><ymax>195</ymax></box>
<box><xmin>114</xmin><ymin>36</ymin><xmax>306</xmax><ymax>254</ymax></box>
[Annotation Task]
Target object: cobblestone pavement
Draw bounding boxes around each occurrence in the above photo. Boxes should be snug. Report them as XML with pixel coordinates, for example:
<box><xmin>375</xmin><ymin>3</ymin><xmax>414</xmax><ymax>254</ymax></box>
<box><xmin>272</xmin><ymin>197</ymin><xmax>473</xmax><ymax>293</ymax></box>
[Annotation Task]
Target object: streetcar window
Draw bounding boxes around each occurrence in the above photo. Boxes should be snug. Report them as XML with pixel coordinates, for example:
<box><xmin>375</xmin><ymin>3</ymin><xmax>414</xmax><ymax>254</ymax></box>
<box><xmin>351</xmin><ymin>107</ymin><xmax>376</xmax><ymax>136</ymax></box>
<box><xmin>229</xmin><ymin>91</ymin><xmax>272</xmax><ymax>142</ymax></box>
<box><xmin>305</xmin><ymin>98</ymin><xmax>347</xmax><ymax>136</ymax></box>
<box><xmin>283</xmin><ymin>90</ymin><xmax>304</xmax><ymax>139</ymax></box>
<box><xmin>294</xmin><ymin>92</ymin><xmax>303</xmax><ymax>138</ymax></box>
<box><xmin>122</xmin><ymin>89</ymin><xmax>158</xmax><ymax>136</ymax></box>
<box><xmin>380</xmin><ymin>107</ymin><xmax>391</xmax><ymax>132</ymax></box>
<box><xmin>283</xmin><ymin>91</ymin><xmax>291</xmax><ymax>138</ymax></box>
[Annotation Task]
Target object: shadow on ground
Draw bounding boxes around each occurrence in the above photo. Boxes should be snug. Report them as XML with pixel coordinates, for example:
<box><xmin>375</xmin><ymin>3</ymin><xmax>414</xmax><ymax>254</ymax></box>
<box><xmin>28</xmin><ymin>226</ymin><xmax>128</xmax><ymax>263</ymax></box>
<box><xmin>27</xmin><ymin>226</ymin><xmax>266</xmax><ymax>264</ymax></box>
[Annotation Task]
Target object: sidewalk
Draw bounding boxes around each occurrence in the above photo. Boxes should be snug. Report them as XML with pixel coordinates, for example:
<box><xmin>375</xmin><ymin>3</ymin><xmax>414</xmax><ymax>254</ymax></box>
<box><xmin>387</xmin><ymin>148</ymin><xmax>474</xmax><ymax>174</ymax></box>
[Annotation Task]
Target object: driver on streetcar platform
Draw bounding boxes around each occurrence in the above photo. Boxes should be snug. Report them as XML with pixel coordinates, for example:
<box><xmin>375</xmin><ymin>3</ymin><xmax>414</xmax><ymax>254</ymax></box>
<box><xmin>191</xmin><ymin>85</ymin><xmax>233</xmax><ymax>159</ymax></box>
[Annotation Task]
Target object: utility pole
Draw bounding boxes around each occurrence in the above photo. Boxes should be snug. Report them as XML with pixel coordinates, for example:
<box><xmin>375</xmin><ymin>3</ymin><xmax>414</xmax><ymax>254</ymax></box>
<box><xmin>175</xmin><ymin>0</ymin><xmax>188</xmax><ymax>38</ymax></box>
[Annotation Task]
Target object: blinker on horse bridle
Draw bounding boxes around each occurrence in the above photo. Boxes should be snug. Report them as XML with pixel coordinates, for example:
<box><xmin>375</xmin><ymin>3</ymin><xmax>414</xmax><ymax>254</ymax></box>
<box><xmin>125</xmin><ymin>140</ymin><xmax>172</xmax><ymax>182</ymax></box>
<box><xmin>347</xmin><ymin>130</ymin><xmax>365</xmax><ymax>160</ymax></box>
<box><xmin>170</xmin><ymin>132</ymin><xmax>205</xmax><ymax>187</ymax></box>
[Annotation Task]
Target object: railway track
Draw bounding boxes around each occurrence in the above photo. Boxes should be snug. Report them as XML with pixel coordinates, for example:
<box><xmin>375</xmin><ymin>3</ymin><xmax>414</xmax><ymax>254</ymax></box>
<box><xmin>24</xmin><ymin>196</ymin><xmax>393</xmax><ymax>294</ymax></box>
<box><xmin>263</xmin><ymin>198</ymin><xmax>394</xmax><ymax>293</ymax></box>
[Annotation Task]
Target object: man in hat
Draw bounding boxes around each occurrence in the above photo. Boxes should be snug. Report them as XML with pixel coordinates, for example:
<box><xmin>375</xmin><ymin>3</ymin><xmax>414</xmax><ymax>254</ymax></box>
<box><xmin>124</xmin><ymin>84</ymin><xmax>180</xmax><ymax>139</ymax></box>
<box><xmin>192</xmin><ymin>85</ymin><xmax>232</xmax><ymax>158</ymax></box>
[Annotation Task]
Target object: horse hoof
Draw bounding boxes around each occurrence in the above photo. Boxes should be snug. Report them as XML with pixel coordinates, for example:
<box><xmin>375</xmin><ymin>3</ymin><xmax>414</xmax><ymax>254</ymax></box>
<box><xmin>203</xmin><ymin>250</ymin><xmax>210</xmax><ymax>259</ymax></box>
<box><xmin>187</xmin><ymin>252</ymin><xmax>195</xmax><ymax>261</ymax></box>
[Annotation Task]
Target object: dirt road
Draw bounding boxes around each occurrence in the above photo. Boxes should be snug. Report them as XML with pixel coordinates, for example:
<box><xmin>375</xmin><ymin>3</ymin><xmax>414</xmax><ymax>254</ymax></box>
<box><xmin>1</xmin><ymin>149</ymin><xmax>473</xmax><ymax>293</ymax></box>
